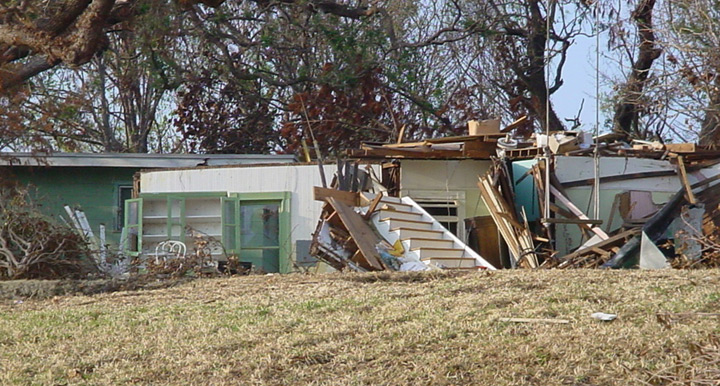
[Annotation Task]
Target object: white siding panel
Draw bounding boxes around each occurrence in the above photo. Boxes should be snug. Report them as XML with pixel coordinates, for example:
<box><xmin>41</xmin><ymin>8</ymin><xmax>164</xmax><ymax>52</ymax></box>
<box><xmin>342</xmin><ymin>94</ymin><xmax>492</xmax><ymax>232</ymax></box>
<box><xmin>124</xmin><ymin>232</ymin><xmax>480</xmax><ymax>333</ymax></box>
<box><xmin>140</xmin><ymin>164</ymin><xmax>379</xmax><ymax>268</ymax></box>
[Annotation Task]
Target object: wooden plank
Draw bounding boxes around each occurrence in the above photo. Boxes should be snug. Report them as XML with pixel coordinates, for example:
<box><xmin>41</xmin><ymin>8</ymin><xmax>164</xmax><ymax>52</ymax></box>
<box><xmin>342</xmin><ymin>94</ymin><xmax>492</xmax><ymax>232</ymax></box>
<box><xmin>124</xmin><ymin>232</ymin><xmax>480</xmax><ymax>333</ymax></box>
<box><xmin>498</xmin><ymin>317</ymin><xmax>570</xmax><ymax>324</ymax></box>
<box><xmin>396</xmin><ymin>125</ymin><xmax>406</xmax><ymax>144</ymax></box>
<box><xmin>677</xmin><ymin>156</ymin><xmax>698</xmax><ymax>204</ymax></box>
<box><xmin>348</xmin><ymin>148</ymin><xmax>461</xmax><ymax>159</ymax></box>
<box><xmin>500</xmin><ymin>115</ymin><xmax>528</xmax><ymax>133</ymax></box>
<box><xmin>664</xmin><ymin>143</ymin><xmax>697</xmax><ymax>153</ymax></box>
<box><xmin>541</xmin><ymin>218</ymin><xmax>603</xmax><ymax>225</ymax></box>
<box><xmin>379</xmin><ymin>141</ymin><xmax>431</xmax><ymax>149</ymax></box>
<box><xmin>548</xmin><ymin>202</ymin><xmax>594</xmax><ymax>235</ymax></box>
<box><xmin>362</xmin><ymin>194</ymin><xmax>384</xmax><ymax>220</ymax></box>
<box><xmin>326</xmin><ymin>197</ymin><xmax>386</xmax><ymax>271</ymax></box>
<box><xmin>349</xmin><ymin>146</ymin><xmax>495</xmax><ymax>160</ymax></box>
<box><xmin>463</xmin><ymin>139</ymin><xmax>498</xmax><ymax>152</ymax></box>
<box><xmin>561</xmin><ymin>170</ymin><xmax>677</xmax><ymax>188</ymax></box>
<box><xmin>590</xmin><ymin>246</ymin><xmax>610</xmax><ymax>257</ymax></box>
<box><xmin>478</xmin><ymin>175</ymin><xmax>538</xmax><ymax>268</ymax></box>
<box><xmin>314</xmin><ymin>187</ymin><xmax>359</xmax><ymax>206</ymax></box>
<box><xmin>519</xmin><ymin>207</ymin><xmax>539</xmax><ymax>268</ymax></box>
<box><xmin>479</xmin><ymin>178</ymin><xmax>522</xmax><ymax>265</ymax></box>
<box><xmin>549</xmin><ymin>185</ymin><xmax>609</xmax><ymax>240</ymax></box>
<box><xmin>558</xmin><ymin>228</ymin><xmax>640</xmax><ymax>262</ymax></box>
<box><xmin>690</xmin><ymin>171</ymin><xmax>720</xmax><ymax>190</ymax></box>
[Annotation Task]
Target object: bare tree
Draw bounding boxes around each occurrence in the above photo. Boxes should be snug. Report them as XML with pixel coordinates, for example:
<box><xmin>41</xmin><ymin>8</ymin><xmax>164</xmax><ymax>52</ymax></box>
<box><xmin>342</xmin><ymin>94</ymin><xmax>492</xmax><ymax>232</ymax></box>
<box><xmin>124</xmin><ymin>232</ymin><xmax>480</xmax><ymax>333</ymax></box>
<box><xmin>610</xmin><ymin>0</ymin><xmax>663</xmax><ymax>138</ymax></box>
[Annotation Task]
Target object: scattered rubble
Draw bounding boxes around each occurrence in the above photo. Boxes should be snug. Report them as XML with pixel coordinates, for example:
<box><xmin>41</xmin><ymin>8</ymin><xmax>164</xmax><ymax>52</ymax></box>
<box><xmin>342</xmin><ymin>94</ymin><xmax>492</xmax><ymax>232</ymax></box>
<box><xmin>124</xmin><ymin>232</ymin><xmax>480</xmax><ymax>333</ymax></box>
<box><xmin>310</xmin><ymin>119</ymin><xmax>720</xmax><ymax>271</ymax></box>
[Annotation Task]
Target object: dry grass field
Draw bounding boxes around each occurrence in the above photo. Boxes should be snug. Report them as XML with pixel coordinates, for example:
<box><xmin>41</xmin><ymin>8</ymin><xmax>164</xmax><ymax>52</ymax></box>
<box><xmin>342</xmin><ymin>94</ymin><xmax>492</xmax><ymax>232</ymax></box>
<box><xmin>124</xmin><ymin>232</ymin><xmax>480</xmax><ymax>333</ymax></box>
<box><xmin>1</xmin><ymin>270</ymin><xmax>720</xmax><ymax>385</ymax></box>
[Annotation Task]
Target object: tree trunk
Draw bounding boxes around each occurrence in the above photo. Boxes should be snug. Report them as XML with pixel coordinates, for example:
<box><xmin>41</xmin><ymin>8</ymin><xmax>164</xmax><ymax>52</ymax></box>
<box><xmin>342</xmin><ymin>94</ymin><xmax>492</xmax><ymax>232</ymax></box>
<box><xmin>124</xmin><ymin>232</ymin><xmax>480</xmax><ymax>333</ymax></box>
<box><xmin>519</xmin><ymin>0</ymin><xmax>565</xmax><ymax>132</ymax></box>
<box><xmin>700</xmin><ymin>72</ymin><xmax>720</xmax><ymax>147</ymax></box>
<box><xmin>612</xmin><ymin>0</ymin><xmax>662</xmax><ymax>138</ymax></box>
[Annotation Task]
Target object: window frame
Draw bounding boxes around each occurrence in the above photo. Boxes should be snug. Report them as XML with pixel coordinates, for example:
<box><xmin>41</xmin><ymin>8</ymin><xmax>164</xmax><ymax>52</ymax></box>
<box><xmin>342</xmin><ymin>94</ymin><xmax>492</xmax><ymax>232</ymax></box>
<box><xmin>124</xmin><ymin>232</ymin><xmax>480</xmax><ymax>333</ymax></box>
<box><xmin>115</xmin><ymin>183</ymin><xmax>134</xmax><ymax>231</ymax></box>
<box><xmin>228</xmin><ymin>192</ymin><xmax>291</xmax><ymax>273</ymax></box>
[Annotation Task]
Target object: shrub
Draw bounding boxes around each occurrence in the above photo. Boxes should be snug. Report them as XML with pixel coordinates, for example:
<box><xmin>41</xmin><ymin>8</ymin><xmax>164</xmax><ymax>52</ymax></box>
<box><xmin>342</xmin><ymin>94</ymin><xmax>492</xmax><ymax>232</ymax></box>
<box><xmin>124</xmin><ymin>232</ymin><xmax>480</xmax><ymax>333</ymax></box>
<box><xmin>0</xmin><ymin>186</ymin><xmax>95</xmax><ymax>279</ymax></box>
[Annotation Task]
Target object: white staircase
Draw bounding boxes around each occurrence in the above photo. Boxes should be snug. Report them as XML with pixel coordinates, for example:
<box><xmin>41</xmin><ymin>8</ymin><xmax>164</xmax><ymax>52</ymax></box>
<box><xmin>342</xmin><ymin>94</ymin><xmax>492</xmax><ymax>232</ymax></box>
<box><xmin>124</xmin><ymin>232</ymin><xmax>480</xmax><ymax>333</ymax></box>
<box><xmin>366</xmin><ymin>194</ymin><xmax>496</xmax><ymax>270</ymax></box>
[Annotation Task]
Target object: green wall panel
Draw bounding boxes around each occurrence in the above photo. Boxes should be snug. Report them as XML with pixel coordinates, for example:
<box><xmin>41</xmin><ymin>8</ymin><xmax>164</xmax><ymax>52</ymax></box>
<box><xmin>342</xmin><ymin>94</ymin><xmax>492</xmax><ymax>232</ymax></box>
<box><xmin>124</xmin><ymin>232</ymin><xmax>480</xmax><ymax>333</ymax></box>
<box><xmin>5</xmin><ymin>166</ymin><xmax>136</xmax><ymax>248</ymax></box>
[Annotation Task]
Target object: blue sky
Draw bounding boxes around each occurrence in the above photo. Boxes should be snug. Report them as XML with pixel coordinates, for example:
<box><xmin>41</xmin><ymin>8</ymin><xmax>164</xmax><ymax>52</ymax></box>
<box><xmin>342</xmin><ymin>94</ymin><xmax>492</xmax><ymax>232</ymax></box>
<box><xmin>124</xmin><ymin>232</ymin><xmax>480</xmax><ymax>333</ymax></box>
<box><xmin>553</xmin><ymin>33</ymin><xmax>608</xmax><ymax>133</ymax></box>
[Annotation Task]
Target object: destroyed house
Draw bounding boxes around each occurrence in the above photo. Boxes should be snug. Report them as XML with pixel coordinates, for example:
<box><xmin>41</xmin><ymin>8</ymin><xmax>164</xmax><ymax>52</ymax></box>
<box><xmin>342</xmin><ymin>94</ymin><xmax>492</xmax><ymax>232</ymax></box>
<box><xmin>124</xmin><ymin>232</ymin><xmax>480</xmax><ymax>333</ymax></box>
<box><xmin>313</xmin><ymin>125</ymin><xmax>720</xmax><ymax>272</ymax></box>
<box><xmin>0</xmin><ymin>153</ymin><xmax>294</xmax><ymax>249</ymax></box>
<box><xmin>127</xmin><ymin>122</ymin><xmax>514</xmax><ymax>273</ymax></box>
<box><xmin>124</xmin><ymin>120</ymin><xmax>720</xmax><ymax>273</ymax></box>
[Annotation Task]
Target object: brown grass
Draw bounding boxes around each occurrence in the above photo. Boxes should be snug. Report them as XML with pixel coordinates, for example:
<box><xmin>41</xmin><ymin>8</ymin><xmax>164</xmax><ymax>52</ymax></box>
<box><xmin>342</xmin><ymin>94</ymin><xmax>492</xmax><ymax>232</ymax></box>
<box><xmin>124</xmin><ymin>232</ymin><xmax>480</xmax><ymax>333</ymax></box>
<box><xmin>2</xmin><ymin>270</ymin><xmax>720</xmax><ymax>385</ymax></box>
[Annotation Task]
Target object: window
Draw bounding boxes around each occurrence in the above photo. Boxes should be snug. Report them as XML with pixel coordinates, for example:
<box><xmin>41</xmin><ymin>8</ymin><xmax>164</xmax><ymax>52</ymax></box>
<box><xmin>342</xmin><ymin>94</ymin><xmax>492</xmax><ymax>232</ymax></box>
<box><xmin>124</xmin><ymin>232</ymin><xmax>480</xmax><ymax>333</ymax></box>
<box><xmin>117</xmin><ymin>185</ymin><xmax>133</xmax><ymax>230</ymax></box>
<box><xmin>414</xmin><ymin>199</ymin><xmax>461</xmax><ymax>236</ymax></box>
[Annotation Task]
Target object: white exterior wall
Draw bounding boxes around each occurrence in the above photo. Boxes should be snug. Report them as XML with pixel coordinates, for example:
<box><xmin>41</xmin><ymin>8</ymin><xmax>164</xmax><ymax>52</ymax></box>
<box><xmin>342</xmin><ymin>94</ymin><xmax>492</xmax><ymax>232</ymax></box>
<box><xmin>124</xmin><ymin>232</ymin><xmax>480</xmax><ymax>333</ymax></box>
<box><xmin>554</xmin><ymin>156</ymin><xmax>687</xmax><ymax>256</ymax></box>
<box><xmin>399</xmin><ymin>160</ymin><xmax>492</xmax><ymax>238</ymax></box>
<box><xmin>140</xmin><ymin>164</ymin><xmax>328</xmax><ymax>266</ymax></box>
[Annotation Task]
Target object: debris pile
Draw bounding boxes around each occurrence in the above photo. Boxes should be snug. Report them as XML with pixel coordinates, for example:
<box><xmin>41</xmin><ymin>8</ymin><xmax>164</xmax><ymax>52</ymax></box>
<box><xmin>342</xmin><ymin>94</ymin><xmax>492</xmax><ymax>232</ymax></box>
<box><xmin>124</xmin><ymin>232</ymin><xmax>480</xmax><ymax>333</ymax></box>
<box><xmin>321</xmin><ymin>119</ymin><xmax>720</xmax><ymax>270</ymax></box>
<box><xmin>310</xmin><ymin>160</ymin><xmax>494</xmax><ymax>272</ymax></box>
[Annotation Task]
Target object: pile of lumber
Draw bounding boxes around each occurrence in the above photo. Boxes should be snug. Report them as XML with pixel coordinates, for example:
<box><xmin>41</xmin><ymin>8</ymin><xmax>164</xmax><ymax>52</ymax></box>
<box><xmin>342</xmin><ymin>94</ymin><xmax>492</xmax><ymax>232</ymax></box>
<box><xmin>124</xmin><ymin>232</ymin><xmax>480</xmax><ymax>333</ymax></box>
<box><xmin>478</xmin><ymin>162</ymin><xmax>539</xmax><ymax>268</ymax></box>
<box><xmin>310</xmin><ymin>187</ymin><xmax>388</xmax><ymax>272</ymax></box>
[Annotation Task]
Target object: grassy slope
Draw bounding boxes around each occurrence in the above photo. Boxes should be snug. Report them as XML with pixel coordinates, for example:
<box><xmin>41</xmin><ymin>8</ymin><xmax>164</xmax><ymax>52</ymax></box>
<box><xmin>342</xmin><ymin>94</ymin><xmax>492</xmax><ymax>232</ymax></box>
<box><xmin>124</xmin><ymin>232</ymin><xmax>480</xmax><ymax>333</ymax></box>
<box><xmin>1</xmin><ymin>270</ymin><xmax>720</xmax><ymax>385</ymax></box>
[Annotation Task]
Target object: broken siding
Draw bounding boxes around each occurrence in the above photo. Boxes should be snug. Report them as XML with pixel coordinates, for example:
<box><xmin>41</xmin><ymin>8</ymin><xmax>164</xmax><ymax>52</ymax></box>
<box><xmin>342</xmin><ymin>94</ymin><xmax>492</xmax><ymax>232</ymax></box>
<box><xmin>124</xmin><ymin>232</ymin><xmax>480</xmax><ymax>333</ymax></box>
<box><xmin>552</xmin><ymin>157</ymin><xmax>687</xmax><ymax>256</ymax></box>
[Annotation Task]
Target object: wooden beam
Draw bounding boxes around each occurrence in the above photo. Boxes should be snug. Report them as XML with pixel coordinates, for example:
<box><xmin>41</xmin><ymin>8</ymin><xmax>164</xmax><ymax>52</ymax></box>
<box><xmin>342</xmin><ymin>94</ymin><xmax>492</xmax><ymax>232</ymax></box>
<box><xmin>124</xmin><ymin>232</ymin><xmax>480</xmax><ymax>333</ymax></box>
<box><xmin>326</xmin><ymin>197</ymin><xmax>386</xmax><ymax>271</ymax></box>
<box><xmin>378</xmin><ymin>140</ymin><xmax>431</xmax><ymax>149</ymax></box>
<box><xmin>549</xmin><ymin>185</ymin><xmax>609</xmax><ymax>240</ymax></box>
<box><xmin>478</xmin><ymin>175</ymin><xmax>538</xmax><ymax>268</ymax></box>
<box><xmin>314</xmin><ymin>187</ymin><xmax>359</xmax><ymax>206</ymax></box>
<box><xmin>665</xmin><ymin>143</ymin><xmax>697</xmax><ymax>153</ymax></box>
<box><xmin>396</xmin><ymin>125</ymin><xmax>406</xmax><ymax>144</ymax></box>
<box><xmin>541</xmin><ymin>218</ymin><xmax>603</xmax><ymax>225</ymax></box>
<box><xmin>558</xmin><ymin>228</ymin><xmax>640</xmax><ymax>263</ymax></box>
<box><xmin>690</xmin><ymin>171</ymin><xmax>720</xmax><ymax>190</ymax></box>
<box><xmin>677</xmin><ymin>156</ymin><xmax>698</xmax><ymax>204</ymax></box>
<box><xmin>348</xmin><ymin>147</ymin><xmax>495</xmax><ymax>160</ymax></box>
<box><xmin>561</xmin><ymin>170</ymin><xmax>677</xmax><ymax>188</ymax></box>
<box><xmin>362</xmin><ymin>194</ymin><xmax>383</xmax><ymax>220</ymax></box>
<box><xmin>500</xmin><ymin>116</ymin><xmax>528</xmax><ymax>133</ymax></box>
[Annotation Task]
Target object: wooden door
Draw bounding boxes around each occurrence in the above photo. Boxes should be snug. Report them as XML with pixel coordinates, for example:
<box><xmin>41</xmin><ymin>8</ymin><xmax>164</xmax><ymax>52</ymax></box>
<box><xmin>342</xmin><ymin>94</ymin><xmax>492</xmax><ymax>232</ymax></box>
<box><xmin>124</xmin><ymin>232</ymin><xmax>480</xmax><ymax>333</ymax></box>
<box><xmin>465</xmin><ymin>216</ymin><xmax>502</xmax><ymax>269</ymax></box>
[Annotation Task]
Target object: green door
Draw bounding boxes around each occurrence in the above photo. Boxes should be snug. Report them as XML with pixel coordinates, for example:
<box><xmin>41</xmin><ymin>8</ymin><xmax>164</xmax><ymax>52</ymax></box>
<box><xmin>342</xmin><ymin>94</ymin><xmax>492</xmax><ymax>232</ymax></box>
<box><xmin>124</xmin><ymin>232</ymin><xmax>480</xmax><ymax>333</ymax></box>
<box><xmin>123</xmin><ymin>198</ymin><xmax>143</xmax><ymax>256</ymax></box>
<box><xmin>238</xmin><ymin>200</ymin><xmax>281</xmax><ymax>272</ymax></box>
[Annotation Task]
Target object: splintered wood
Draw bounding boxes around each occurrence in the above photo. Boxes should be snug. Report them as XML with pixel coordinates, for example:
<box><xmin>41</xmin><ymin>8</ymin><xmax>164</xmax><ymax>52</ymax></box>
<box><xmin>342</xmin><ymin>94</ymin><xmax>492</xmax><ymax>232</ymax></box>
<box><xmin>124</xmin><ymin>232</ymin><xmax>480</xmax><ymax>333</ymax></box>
<box><xmin>548</xmin><ymin>229</ymin><xmax>640</xmax><ymax>269</ymax></box>
<box><xmin>478</xmin><ymin>167</ymin><xmax>538</xmax><ymax>268</ymax></box>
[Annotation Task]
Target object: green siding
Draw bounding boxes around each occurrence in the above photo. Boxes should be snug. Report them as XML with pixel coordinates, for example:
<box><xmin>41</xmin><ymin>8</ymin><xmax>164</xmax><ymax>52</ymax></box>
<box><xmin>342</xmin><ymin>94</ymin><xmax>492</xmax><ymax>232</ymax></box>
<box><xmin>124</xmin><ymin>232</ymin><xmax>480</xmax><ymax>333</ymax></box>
<box><xmin>4</xmin><ymin>166</ymin><xmax>136</xmax><ymax>248</ymax></box>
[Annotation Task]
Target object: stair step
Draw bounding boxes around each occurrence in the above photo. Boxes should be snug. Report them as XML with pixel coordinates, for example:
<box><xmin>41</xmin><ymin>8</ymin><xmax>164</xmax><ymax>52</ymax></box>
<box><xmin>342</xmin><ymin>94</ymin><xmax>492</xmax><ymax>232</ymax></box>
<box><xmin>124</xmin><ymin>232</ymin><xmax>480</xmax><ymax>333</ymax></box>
<box><xmin>381</xmin><ymin>218</ymin><xmax>434</xmax><ymax>230</ymax></box>
<box><xmin>403</xmin><ymin>238</ymin><xmax>454</xmax><ymax>249</ymax></box>
<box><xmin>365</xmin><ymin>193</ymin><xmax>406</xmax><ymax>205</ymax></box>
<box><xmin>379</xmin><ymin>209</ymin><xmax>423</xmax><ymax>221</ymax></box>
<box><xmin>376</xmin><ymin>195</ymin><xmax>404</xmax><ymax>204</ymax></box>
<box><xmin>377</xmin><ymin>203</ymin><xmax>414</xmax><ymax>213</ymax></box>
<box><xmin>391</xmin><ymin>227</ymin><xmax>444</xmax><ymax>239</ymax></box>
<box><xmin>421</xmin><ymin>257</ymin><xmax>478</xmax><ymax>269</ymax></box>
<box><xmin>411</xmin><ymin>247</ymin><xmax>467</xmax><ymax>259</ymax></box>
